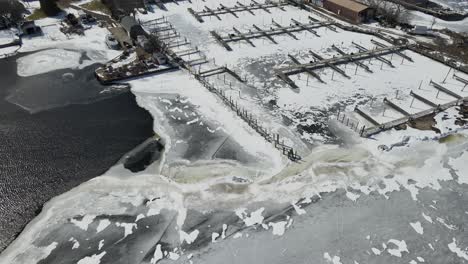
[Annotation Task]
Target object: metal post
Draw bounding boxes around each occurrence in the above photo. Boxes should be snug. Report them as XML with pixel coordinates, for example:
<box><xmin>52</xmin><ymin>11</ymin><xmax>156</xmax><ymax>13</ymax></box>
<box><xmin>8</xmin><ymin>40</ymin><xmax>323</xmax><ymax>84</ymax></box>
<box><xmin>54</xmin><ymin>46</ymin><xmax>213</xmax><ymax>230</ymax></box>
<box><xmin>442</xmin><ymin>68</ymin><xmax>451</xmax><ymax>83</ymax></box>
<box><xmin>410</xmin><ymin>97</ymin><xmax>415</xmax><ymax>108</ymax></box>
<box><xmin>355</xmin><ymin>64</ymin><xmax>358</xmax><ymax>75</ymax></box>
<box><xmin>418</xmin><ymin>80</ymin><xmax>423</xmax><ymax>90</ymax></box>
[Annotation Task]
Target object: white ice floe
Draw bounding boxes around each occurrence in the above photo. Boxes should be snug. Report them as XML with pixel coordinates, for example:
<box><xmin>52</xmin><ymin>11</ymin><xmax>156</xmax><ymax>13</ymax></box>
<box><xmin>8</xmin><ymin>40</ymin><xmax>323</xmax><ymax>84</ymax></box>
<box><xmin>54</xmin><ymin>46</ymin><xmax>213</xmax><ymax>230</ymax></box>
<box><xmin>96</xmin><ymin>219</ymin><xmax>111</xmax><ymax>233</ymax></box>
<box><xmin>371</xmin><ymin>248</ymin><xmax>381</xmax><ymax>255</ymax></box>
<box><xmin>269</xmin><ymin>221</ymin><xmax>288</xmax><ymax>236</ymax></box>
<box><xmin>449</xmin><ymin>151</ymin><xmax>468</xmax><ymax>185</ymax></box>
<box><xmin>115</xmin><ymin>222</ymin><xmax>137</xmax><ymax>238</ymax></box>
<box><xmin>135</xmin><ymin>214</ymin><xmax>145</xmax><ymax>222</ymax></box>
<box><xmin>323</xmin><ymin>252</ymin><xmax>343</xmax><ymax>264</ymax></box>
<box><xmin>77</xmin><ymin>251</ymin><xmax>106</xmax><ymax>264</ymax></box>
<box><xmin>17</xmin><ymin>49</ymin><xmax>83</xmax><ymax>77</ymax></box>
<box><xmin>168</xmin><ymin>252</ymin><xmax>180</xmax><ymax>260</ymax></box>
<box><xmin>291</xmin><ymin>202</ymin><xmax>306</xmax><ymax>215</ymax></box>
<box><xmin>211</xmin><ymin>232</ymin><xmax>220</xmax><ymax>243</ymax></box>
<box><xmin>428</xmin><ymin>243</ymin><xmax>435</xmax><ymax>251</ymax></box>
<box><xmin>70</xmin><ymin>215</ymin><xmax>96</xmax><ymax>231</ymax></box>
<box><xmin>179</xmin><ymin>229</ymin><xmax>200</xmax><ymax>244</ymax></box>
<box><xmin>235</xmin><ymin>207</ymin><xmax>265</xmax><ymax>227</ymax></box>
<box><xmin>98</xmin><ymin>240</ymin><xmax>104</xmax><ymax>251</ymax></box>
<box><xmin>221</xmin><ymin>224</ymin><xmax>227</xmax><ymax>239</ymax></box>
<box><xmin>422</xmin><ymin>213</ymin><xmax>433</xmax><ymax>224</ymax></box>
<box><xmin>0</xmin><ymin>29</ymin><xmax>18</xmax><ymax>45</ymax></box>
<box><xmin>410</xmin><ymin>221</ymin><xmax>424</xmax><ymax>235</ymax></box>
<box><xmin>448</xmin><ymin>238</ymin><xmax>468</xmax><ymax>261</ymax></box>
<box><xmin>346</xmin><ymin>191</ymin><xmax>360</xmax><ymax>202</ymax></box>
<box><xmin>387</xmin><ymin>239</ymin><xmax>409</xmax><ymax>257</ymax></box>
<box><xmin>69</xmin><ymin>237</ymin><xmax>80</xmax><ymax>250</ymax></box>
<box><xmin>151</xmin><ymin>244</ymin><xmax>163</xmax><ymax>264</ymax></box>
<box><xmin>436</xmin><ymin>217</ymin><xmax>457</xmax><ymax>230</ymax></box>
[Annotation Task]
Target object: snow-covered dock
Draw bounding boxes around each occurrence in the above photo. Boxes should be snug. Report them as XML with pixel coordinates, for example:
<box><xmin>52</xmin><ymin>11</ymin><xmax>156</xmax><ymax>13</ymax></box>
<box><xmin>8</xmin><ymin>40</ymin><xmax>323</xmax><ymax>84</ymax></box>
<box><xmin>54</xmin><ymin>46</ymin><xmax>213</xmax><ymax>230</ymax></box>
<box><xmin>131</xmin><ymin>0</ymin><xmax>468</xmax><ymax>143</ymax></box>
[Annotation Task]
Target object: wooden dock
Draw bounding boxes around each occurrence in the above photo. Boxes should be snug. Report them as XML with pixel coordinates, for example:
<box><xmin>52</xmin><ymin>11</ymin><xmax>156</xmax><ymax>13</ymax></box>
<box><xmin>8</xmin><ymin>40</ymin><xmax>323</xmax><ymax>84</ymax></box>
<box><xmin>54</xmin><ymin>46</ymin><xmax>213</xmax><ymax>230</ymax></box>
<box><xmin>276</xmin><ymin>44</ymin><xmax>409</xmax><ymax>88</ymax></box>
<box><xmin>360</xmin><ymin>98</ymin><xmax>467</xmax><ymax>137</ymax></box>
<box><xmin>211</xmin><ymin>19</ymin><xmax>332</xmax><ymax>51</ymax></box>
<box><xmin>187</xmin><ymin>1</ymin><xmax>289</xmax><ymax>22</ymax></box>
<box><xmin>145</xmin><ymin>16</ymin><xmax>302</xmax><ymax>161</ymax></box>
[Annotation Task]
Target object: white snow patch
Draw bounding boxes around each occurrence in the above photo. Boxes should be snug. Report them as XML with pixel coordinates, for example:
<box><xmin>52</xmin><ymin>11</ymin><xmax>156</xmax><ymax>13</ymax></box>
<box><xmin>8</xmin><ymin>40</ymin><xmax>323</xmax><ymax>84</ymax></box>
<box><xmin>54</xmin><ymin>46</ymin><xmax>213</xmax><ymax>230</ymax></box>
<box><xmin>346</xmin><ymin>191</ymin><xmax>360</xmax><ymax>202</ymax></box>
<box><xmin>269</xmin><ymin>221</ymin><xmax>288</xmax><ymax>236</ymax></box>
<box><xmin>70</xmin><ymin>215</ymin><xmax>95</xmax><ymax>231</ymax></box>
<box><xmin>168</xmin><ymin>252</ymin><xmax>180</xmax><ymax>260</ymax></box>
<box><xmin>151</xmin><ymin>244</ymin><xmax>163</xmax><ymax>264</ymax></box>
<box><xmin>323</xmin><ymin>252</ymin><xmax>343</xmax><ymax>264</ymax></box>
<box><xmin>98</xmin><ymin>240</ymin><xmax>104</xmax><ymax>251</ymax></box>
<box><xmin>236</xmin><ymin>207</ymin><xmax>265</xmax><ymax>226</ymax></box>
<box><xmin>448</xmin><ymin>238</ymin><xmax>468</xmax><ymax>261</ymax></box>
<box><xmin>17</xmin><ymin>49</ymin><xmax>85</xmax><ymax>77</ymax></box>
<box><xmin>449</xmin><ymin>151</ymin><xmax>468</xmax><ymax>185</ymax></box>
<box><xmin>221</xmin><ymin>224</ymin><xmax>227</xmax><ymax>239</ymax></box>
<box><xmin>410</xmin><ymin>221</ymin><xmax>424</xmax><ymax>235</ymax></box>
<box><xmin>211</xmin><ymin>232</ymin><xmax>220</xmax><ymax>243</ymax></box>
<box><xmin>77</xmin><ymin>251</ymin><xmax>106</xmax><ymax>264</ymax></box>
<box><xmin>387</xmin><ymin>239</ymin><xmax>409</xmax><ymax>257</ymax></box>
<box><xmin>69</xmin><ymin>237</ymin><xmax>80</xmax><ymax>250</ymax></box>
<box><xmin>371</xmin><ymin>248</ymin><xmax>381</xmax><ymax>255</ymax></box>
<box><xmin>179</xmin><ymin>229</ymin><xmax>200</xmax><ymax>244</ymax></box>
<box><xmin>96</xmin><ymin>219</ymin><xmax>111</xmax><ymax>233</ymax></box>
<box><xmin>422</xmin><ymin>213</ymin><xmax>433</xmax><ymax>223</ymax></box>
<box><xmin>135</xmin><ymin>214</ymin><xmax>145</xmax><ymax>222</ymax></box>
<box><xmin>292</xmin><ymin>202</ymin><xmax>306</xmax><ymax>215</ymax></box>
<box><xmin>115</xmin><ymin>222</ymin><xmax>137</xmax><ymax>238</ymax></box>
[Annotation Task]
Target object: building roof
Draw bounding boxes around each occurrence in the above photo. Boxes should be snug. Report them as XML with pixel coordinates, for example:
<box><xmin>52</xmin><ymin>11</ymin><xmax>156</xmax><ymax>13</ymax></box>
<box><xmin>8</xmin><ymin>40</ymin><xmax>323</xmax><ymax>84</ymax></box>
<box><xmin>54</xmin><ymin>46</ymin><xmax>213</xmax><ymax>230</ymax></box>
<box><xmin>102</xmin><ymin>0</ymin><xmax>145</xmax><ymax>16</ymax></box>
<box><xmin>120</xmin><ymin>15</ymin><xmax>138</xmax><ymax>32</ymax></box>
<box><xmin>325</xmin><ymin>0</ymin><xmax>370</xmax><ymax>12</ymax></box>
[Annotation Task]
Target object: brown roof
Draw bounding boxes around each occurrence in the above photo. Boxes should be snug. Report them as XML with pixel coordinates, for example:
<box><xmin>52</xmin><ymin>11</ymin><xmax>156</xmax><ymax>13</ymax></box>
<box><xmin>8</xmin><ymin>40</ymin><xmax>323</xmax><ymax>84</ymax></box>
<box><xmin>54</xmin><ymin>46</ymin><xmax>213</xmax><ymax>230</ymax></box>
<box><xmin>325</xmin><ymin>0</ymin><xmax>370</xmax><ymax>12</ymax></box>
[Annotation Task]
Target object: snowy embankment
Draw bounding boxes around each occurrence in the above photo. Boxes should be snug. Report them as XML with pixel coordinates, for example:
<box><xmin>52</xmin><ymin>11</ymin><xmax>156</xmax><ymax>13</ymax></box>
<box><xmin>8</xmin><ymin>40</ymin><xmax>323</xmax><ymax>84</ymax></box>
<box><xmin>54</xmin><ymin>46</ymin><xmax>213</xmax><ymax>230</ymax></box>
<box><xmin>408</xmin><ymin>10</ymin><xmax>468</xmax><ymax>33</ymax></box>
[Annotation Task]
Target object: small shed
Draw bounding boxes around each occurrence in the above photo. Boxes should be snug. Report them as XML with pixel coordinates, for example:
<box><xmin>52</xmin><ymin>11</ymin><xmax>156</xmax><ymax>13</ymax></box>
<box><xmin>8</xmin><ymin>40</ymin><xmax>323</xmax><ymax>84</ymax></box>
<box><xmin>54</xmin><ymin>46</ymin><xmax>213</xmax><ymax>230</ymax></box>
<box><xmin>323</xmin><ymin>0</ymin><xmax>373</xmax><ymax>23</ymax></box>
<box><xmin>20</xmin><ymin>21</ymin><xmax>42</xmax><ymax>35</ymax></box>
<box><xmin>120</xmin><ymin>16</ymin><xmax>147</xmax><ymax>40</ymax></box>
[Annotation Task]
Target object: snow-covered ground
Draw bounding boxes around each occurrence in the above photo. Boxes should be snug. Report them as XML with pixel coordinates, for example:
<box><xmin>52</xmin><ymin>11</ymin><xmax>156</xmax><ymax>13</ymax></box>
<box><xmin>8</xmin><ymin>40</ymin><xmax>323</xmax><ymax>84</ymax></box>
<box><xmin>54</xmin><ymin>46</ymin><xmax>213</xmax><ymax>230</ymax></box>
<box><xmin>430</xmin><ymin>0</ymin><xmax>468</xmax><ymax>12</ymax></box>
<box><xmin>408</xmin><ymin>10</ymin><xmax>468</xmax><ymax>33</ymax></box>
<box><xmin>0</xmin><ymin>29</ymin><xmax>19</xmax><ymax>46</ymax></box>
<box><xmin>137</xmin><ymin>0</ymin><xmax>468</xmax><ymax>142</ymax></box>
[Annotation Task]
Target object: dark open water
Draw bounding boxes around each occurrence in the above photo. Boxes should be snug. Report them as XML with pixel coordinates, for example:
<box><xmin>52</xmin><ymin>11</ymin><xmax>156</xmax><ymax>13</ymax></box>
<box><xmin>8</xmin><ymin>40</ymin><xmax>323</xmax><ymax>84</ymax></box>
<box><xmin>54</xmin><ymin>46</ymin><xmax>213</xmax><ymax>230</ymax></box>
<box><xmin>0</xmin><ymin>54</ymin><xmax>154</xmax><ymax>251</ymax></box>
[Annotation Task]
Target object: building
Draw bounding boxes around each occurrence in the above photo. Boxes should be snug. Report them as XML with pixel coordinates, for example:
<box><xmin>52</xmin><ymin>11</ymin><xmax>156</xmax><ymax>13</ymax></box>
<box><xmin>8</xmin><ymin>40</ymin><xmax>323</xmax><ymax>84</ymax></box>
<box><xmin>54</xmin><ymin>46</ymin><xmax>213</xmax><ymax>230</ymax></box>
<box><xmin>20</xmin><ymin>21</ymin><xmax>41</xmax><ymax>35</ymax></box>
<box><xmin>323</xmin><ymin>0</ymin><xmax>373</xmax><ymax>23</ymax></box>
<box><xmin>102</xmin><ymin>0</ymin><xmax>146</xmax><ymax>18</ymax></box>
<box><xmin>120</xmin><ymin>15</ymin><xmax>146</xmax><ymax>40</ymax></box>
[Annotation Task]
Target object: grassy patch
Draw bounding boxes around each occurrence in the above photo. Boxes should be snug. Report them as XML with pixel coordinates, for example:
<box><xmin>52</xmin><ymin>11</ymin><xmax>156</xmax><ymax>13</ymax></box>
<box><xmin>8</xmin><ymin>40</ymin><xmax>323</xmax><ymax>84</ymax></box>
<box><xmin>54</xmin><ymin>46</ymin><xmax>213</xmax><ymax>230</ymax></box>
<box><xmin>81</xmin><ymin>0</ymin><xmax>111</xmax><ymax>15</ymax></box>
<box><xmin>26</xmin><ymin>9</ymin><xmax>47</xmax><ymax>20</ymax></box>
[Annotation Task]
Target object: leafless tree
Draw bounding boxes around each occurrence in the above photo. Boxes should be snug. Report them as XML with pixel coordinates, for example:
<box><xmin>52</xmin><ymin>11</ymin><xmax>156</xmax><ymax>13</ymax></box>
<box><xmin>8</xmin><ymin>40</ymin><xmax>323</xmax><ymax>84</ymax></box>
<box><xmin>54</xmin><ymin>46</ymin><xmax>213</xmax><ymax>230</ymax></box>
<box><xmin>367</xmin><ymin>0</ymin><xmax>410</xmax><ymax>25</ymax></box>
<box><xmin>430</xmin><ymin>17</ymin><xmax>437</xmax><ymax>29</ymax></box>
<box><xmin>39</xmin><ymin>0</ymin><xmax>61</xmax><ymax>16</ymax></box>
<box><xmin>0</xmin><ymin>0</ymin><xmax>26</xmax><ymax>24</ymax></box>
